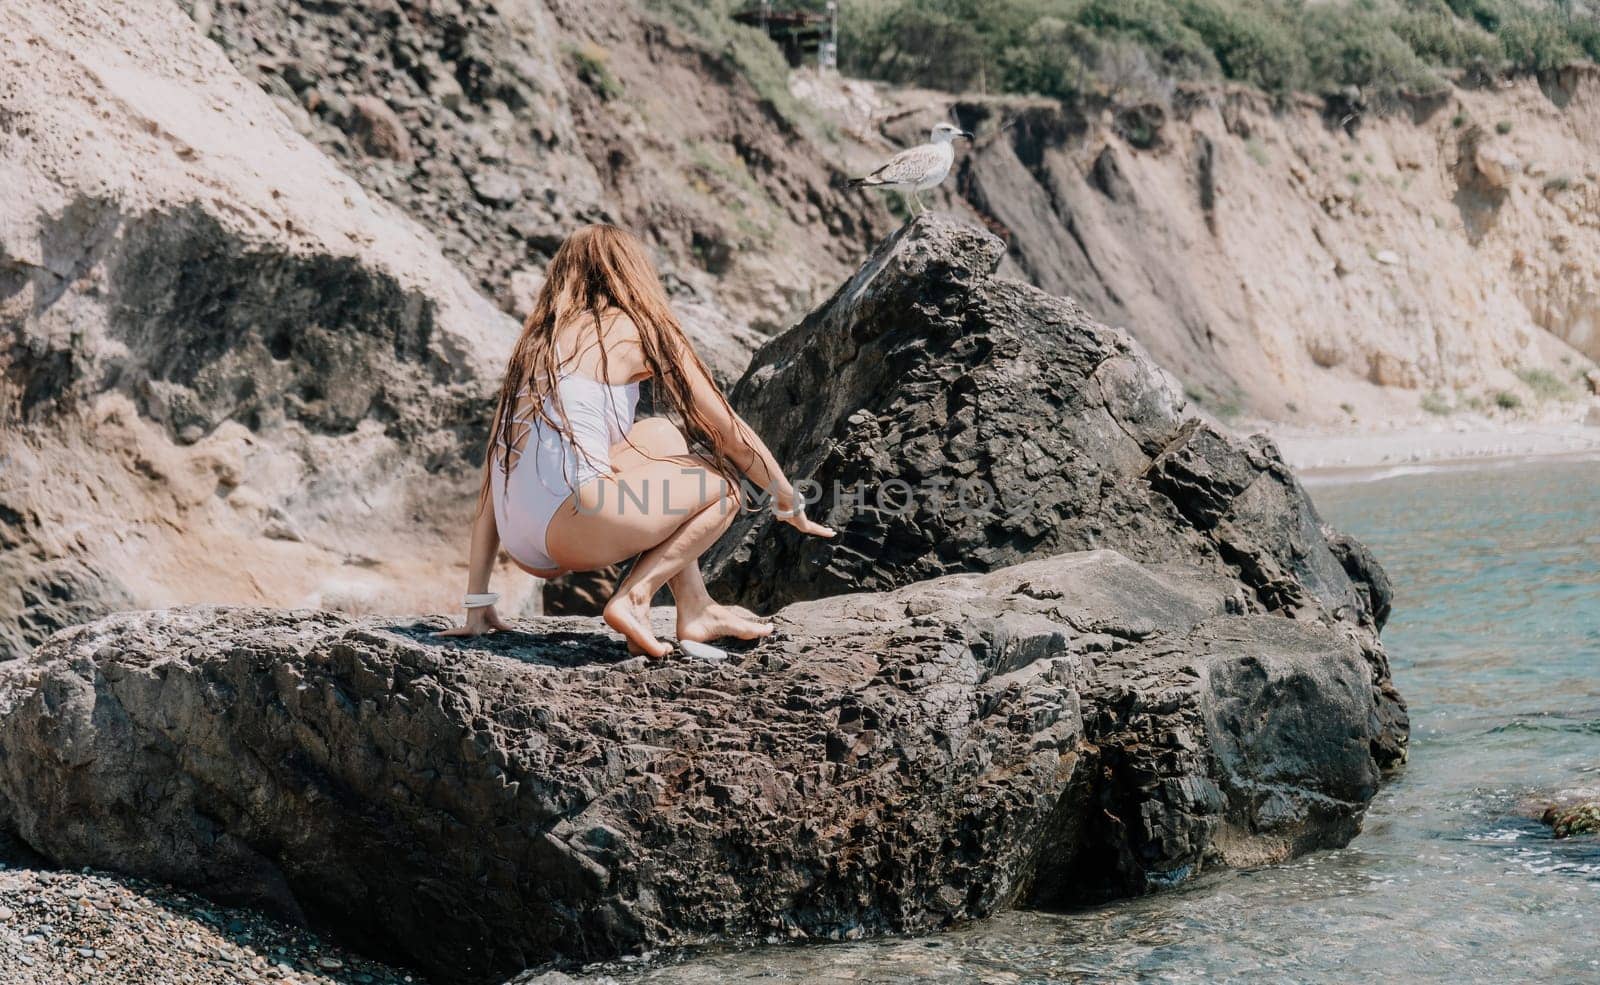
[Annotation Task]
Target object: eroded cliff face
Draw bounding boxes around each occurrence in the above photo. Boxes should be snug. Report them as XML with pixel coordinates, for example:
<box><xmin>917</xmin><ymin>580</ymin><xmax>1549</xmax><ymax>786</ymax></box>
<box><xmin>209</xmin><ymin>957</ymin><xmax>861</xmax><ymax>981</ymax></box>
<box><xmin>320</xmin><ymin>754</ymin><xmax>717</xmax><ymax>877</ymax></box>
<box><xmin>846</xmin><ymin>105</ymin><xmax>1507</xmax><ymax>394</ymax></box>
<box><xmin>0</xmin><ymin>0</ymin><xmax>523</xmax><ymax>659</ymax></box>
<box><xmin>183</xmin><ymin>0</ymin><xmax>885</xmax><ymax>381</ymax></box>
<box><xmin>814</xmin><ymin>70</ymin><xmax>1600</xmax><ymax>424</ymax></box>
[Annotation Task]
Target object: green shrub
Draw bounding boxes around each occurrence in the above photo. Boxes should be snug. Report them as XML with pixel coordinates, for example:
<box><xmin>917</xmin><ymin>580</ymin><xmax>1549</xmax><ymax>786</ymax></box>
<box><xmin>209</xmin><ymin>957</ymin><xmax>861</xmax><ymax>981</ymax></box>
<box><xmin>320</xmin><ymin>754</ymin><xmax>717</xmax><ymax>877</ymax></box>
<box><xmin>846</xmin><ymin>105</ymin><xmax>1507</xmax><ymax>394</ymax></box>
<box><xmin>1495</xmin><ymin>119</ymin><xmax>1513</xmax><ymax>134</ymax></box>
<box><xmin>1421</xmin><ymin>390</ymin><xmax>1454</xmax><ymax>415</ymax></box>
<box><xmin>867</xmin><ymin>5</ymin><xmax>992</xmax><ymax>90</ymax></box>
<box><xmin>997</xmin><ymin>17</ymin><xmax>1093</xmax><ymax>98</ymax></box>
<box><xmin>1175</xmin><ymin>0</ymin><xmax>1306</xmax><ymax>91</ymax></box>
<box><xmin>1572</xmin><ymin>18</ymin><xmax>1600</xmax><ymax>61</ymax></box>
<box><xmin>835</xmin><ymin>0</ymin><xmax>1599</xmax><ymax>101</ymax></box>
<box><xmin>1302</xmin><ymin>3</ymin><xmax>1447</xmax><ymax>95</ymax></box>
<box><xmin>566</xmin><ymin>42</ymin><xmax>623</xmax><ymax>101</ymax></box>
<box><xmin>1516</xmin><ymin>366</ymin><xmax>1571</xmax><ymax>400</ymax></box>
<box><xmin>1495</xmin><ymin>7</ymin><xmax>1584</xmax><ymax>70</ymax></box>
<box><xmin>1493</xmin><ymin>389</ymin><xmax>1522</xmax><ymax>410</ymax></box>
<box><xmin>1395</xmin><ymin>1</ymin><xmax>1502</xmax><ymax>66</ymax></box>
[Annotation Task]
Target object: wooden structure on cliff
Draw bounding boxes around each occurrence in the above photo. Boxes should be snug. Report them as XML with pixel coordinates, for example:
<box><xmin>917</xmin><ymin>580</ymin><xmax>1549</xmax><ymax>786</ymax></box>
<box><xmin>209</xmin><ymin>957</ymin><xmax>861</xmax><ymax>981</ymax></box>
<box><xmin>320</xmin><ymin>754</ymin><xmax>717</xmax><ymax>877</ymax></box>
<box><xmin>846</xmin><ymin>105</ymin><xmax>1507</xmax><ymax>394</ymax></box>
<box><xmin>733</xmin><ymin>1</ymin><xmax>838</xmax><ymax>68</ymax></box>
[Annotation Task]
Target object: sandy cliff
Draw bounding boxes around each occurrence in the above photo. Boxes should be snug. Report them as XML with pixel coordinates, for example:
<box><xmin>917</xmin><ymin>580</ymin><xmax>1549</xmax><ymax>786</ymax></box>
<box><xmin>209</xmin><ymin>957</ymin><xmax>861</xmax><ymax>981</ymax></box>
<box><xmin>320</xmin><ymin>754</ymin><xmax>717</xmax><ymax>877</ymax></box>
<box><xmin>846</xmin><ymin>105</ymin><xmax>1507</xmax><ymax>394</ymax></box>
<box><xmin>805</xmin><ymin>69</ymin><xmax>1600</xmax><ymax>428</ymax></box>
<box><xmin>0</xmin><ymin>0</ymin><xmax>526</xmax><ymax>658</ymax></box>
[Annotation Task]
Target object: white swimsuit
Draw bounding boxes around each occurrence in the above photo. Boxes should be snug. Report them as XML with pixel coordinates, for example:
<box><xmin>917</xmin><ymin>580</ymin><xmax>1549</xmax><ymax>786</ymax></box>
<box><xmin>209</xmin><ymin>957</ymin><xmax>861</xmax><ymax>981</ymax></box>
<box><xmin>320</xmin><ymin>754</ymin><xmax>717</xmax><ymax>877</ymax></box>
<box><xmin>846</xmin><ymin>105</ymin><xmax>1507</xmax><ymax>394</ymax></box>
<box><xmin>491</xmin><ymin>356</ymin><xmax>640</xmax><ymax>572</ymax></box>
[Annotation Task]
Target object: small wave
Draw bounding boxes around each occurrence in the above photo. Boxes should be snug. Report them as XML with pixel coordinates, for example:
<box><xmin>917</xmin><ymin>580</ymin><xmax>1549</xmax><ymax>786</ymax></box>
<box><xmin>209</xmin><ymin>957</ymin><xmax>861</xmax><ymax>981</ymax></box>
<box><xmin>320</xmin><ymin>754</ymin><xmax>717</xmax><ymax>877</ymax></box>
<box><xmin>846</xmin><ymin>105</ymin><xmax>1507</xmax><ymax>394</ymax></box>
<box><xmin>1303</xmin><ymin>449</ymin><xmax>1600</xmax><ymax>487</ymax></box>
<box><xmin>1303</xmin><ymin>464</ymin><xmax>1460</xmax><ymax>486</ymax></box>
<box><xmin>1487</xmin><ymin>718</ymin><xmax>1600</xmax><ymax>736</ymax></box>
<box><xmin>1465</xmin><ymin>827</ymin><xmax>1526</xmax><ymax>842</ymax></box>
<box><xmin>1506</xmin><ymin>846</ymin><xmax>1600</xmax><ymax>879</ymax></box>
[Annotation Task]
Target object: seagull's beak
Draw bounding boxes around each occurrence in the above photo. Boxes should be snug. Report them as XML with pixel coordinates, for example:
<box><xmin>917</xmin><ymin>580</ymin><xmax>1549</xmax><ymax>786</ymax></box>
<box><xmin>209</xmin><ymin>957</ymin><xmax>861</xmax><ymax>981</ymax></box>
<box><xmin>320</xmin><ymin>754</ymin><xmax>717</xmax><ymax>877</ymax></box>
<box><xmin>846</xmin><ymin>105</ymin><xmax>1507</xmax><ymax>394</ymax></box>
<box><xmin>960</xmin><ymin>130</ymin><xmax>975</xmax><ymax>141</ymax></box>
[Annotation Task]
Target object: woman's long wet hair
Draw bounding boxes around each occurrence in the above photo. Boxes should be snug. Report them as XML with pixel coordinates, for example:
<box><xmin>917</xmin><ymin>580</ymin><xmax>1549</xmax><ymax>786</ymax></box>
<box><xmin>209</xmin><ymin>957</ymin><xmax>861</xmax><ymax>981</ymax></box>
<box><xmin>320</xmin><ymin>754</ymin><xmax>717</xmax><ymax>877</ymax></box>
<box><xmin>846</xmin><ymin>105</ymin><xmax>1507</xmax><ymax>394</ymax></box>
<box><xmin>479</xmin><ymin>224</ymin><xmax>748</xmax><ymax>511</ymax></box>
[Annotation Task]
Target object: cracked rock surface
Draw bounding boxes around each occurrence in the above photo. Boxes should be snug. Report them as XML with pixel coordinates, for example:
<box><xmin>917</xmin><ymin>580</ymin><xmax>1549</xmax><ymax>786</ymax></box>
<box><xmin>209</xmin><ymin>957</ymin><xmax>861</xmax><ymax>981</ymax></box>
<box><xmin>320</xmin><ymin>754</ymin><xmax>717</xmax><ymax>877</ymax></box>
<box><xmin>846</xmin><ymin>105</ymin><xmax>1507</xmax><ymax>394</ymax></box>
<box><xmin>0</xmin><ymin>550</ymin><xmax>1385</xmax><ymax>983</ymax></box>
<box><xmin>705</xmin><ymin>214</ymin><xmax>1406</xmax><ymax>769</ymax></box>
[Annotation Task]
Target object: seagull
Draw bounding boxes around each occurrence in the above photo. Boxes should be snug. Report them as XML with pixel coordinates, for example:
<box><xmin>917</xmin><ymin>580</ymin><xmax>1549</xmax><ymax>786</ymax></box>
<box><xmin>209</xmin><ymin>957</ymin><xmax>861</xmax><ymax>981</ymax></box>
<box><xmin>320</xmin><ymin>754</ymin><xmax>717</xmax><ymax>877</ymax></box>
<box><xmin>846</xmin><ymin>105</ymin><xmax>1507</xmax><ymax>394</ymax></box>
<box><xmin>849</xmin><ymin>122</ymin><xmax>974</xmax><ymax>215</ymax></box>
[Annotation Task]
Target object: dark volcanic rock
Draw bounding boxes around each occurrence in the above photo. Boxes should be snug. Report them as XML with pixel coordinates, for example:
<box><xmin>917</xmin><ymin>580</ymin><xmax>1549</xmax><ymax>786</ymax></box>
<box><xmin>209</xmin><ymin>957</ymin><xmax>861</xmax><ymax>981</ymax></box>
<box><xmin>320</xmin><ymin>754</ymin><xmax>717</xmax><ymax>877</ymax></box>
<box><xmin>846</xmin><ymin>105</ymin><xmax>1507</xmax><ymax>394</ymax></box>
<box><xmin>705</xmin><ymin>214</ymin><xmax>1405</xmax><ymax>766</ymax></box>
<box><xmin>541</xmin><ymin>563</ymin><xmax>625</xmax><ymax>617</ymax></box>
<box><xmin>1323</xmin><ymin>524</ymin><xmax>1395</xmax><ymax>631</ymax></box>
<box><xmin>0</xmin><ymin>550</ymin><xmax>1385</xmax><ymax>983</ymax></box>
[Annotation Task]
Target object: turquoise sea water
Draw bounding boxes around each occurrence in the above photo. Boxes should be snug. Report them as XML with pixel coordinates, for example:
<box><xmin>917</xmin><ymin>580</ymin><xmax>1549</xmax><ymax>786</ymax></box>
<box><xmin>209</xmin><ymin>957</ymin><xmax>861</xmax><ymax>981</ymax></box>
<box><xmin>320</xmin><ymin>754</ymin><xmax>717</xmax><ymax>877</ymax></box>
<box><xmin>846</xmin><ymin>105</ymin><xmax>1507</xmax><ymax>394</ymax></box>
<box><xmin>597</xmin><ymin>456</ymin><xmax>1600</xmax><ymax>984</ymax></box>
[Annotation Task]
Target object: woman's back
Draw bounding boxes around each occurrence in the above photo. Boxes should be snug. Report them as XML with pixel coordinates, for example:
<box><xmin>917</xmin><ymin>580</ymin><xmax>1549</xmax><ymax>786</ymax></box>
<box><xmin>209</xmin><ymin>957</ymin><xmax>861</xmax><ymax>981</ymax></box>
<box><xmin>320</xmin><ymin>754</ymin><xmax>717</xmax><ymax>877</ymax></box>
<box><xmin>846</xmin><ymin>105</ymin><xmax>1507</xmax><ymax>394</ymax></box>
<box><xmin>550</xmin><ymin>310</ymin><xmax>648</xmax><ymax>386</ymax></box>
<box><xmin>489</xmin><ymin>311</ymin><xmax>644</xmax><ymax>570</ymax></box>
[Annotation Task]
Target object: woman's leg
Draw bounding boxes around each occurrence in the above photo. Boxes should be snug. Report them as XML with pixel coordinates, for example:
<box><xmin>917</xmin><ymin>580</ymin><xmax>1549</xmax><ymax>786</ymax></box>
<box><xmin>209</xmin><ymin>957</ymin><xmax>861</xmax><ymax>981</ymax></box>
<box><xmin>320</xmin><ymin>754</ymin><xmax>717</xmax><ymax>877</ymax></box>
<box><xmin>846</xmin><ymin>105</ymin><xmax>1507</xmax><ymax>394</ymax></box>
<box><xmin>602</xmin><ymin>481</ymin><xmax>741</xmax><ymax>657</ymax></box>
<box><xmin>544</xmin><ymin>442</ymin><xmax>759</xmax><ymax>656</ymax></box>
<box><xmin>606</xmin><ymin>419</ymin><xmax>771</xmax><ymax>644</ymax></box>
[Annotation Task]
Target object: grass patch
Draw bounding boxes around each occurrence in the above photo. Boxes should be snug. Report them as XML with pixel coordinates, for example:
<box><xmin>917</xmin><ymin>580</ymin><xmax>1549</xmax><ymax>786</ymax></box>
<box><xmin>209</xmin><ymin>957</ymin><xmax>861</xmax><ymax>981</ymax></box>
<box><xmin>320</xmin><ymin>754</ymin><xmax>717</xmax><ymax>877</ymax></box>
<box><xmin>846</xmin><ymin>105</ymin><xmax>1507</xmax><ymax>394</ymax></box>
<box><xmin>565</xmin><ymin>42</ymin><xmax>624</xmax><ymax>101</ymax></box>
<box><xmin>1493</xmin><ymin>389</ymin><xmax>1522</xmax><ymax>410</ymax></box>
<box><xmin>1495</xmin><ymin>119</ymin><xmax>1514</xmax><ymax>134</ymax></box>
<box><xmin>1186</xmin><ymin>382</ymin><xmax>1245</xmax><ymax>422</ymax></box>
<box><xmin>1516</xmin><ymin>366</ymin><xmax>1571</xmax><ymax>401</ymax></box>
<box><xmin>685</xmin><ymin>141</ymin><xmax>780</xmax><ymax>246</ymax></box>
<box><xmin>1245</xmin><ymin>136</ymin><xmax>1270</xmax><ymax>165</ymax></box>
<box><xmin>1420</xmin><ymin>390</ymin><xmax>1453</xmax><ymax>415</ymax></box>
<box><xmin>645</xmin><ymin>0</ymin><xmax>812</xmax><ymax>128</ymax></box>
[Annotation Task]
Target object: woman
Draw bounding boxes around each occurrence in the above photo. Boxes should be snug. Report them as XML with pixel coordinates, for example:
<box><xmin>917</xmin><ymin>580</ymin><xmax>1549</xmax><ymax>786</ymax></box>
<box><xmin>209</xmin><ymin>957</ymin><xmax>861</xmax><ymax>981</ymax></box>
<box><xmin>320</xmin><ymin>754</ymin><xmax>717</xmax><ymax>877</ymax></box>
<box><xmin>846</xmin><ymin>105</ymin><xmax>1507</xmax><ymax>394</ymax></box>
<box><xmin>437</xmin><ymin>224</ymin><xmax>834</xmax><ymax>657</ymax></box>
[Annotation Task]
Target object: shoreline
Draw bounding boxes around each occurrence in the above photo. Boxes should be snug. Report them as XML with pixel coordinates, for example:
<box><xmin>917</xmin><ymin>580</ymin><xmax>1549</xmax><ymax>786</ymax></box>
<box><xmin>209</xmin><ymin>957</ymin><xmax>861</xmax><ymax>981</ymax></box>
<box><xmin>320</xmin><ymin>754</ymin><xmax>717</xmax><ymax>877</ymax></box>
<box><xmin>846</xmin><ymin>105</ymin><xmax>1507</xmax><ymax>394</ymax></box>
<box><xmin>1258</xmin><ymin>417</ymin><xmax>1600</xmax><ymax>484</ymax></box>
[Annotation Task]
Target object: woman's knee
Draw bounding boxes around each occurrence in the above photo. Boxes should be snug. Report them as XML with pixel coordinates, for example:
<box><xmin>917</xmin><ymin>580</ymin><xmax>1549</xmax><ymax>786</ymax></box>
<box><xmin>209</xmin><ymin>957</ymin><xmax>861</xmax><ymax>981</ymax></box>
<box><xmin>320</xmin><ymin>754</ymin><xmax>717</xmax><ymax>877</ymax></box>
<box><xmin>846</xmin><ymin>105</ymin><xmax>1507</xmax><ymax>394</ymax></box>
<box><xmin>694</xmin><ymin>471</ymin><xmax>745</xmax><ymax>525</ymax></box>
<box><xmin>627</xmin><ymin>417</ymin><xmax>688</xmax><ymax>457</ymax></box>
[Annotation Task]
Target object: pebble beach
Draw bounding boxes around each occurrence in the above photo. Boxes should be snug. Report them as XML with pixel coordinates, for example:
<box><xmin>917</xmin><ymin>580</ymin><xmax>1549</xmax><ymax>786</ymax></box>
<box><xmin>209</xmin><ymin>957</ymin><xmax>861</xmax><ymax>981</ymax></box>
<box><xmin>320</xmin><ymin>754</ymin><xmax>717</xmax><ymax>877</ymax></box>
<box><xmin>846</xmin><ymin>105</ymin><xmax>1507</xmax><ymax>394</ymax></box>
<box><xmin>0</xmin><ymin>861</ymin><xmax>419</xmax><ymax>985</ymax></box>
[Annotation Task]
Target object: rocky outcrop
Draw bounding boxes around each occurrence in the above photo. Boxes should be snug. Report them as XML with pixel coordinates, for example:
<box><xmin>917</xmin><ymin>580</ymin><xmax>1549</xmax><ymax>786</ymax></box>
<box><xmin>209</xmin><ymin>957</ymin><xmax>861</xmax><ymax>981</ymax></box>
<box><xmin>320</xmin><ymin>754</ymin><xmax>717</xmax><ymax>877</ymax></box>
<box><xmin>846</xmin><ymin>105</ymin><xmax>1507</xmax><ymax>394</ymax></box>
<box><xmin>0</xmin><ymin>0</ymin><xmax>534</xmax><ymax>658</ymax></box>
<box><xmin>1323</xmin><ymin>525</ymin><xmax>1394</xmax><ymax>632</ymax></box>
<box><xmin>0</xmin><ymin>549</ymin><xmax>1387</xmax><ymax>983</ymax></box>
<box><xmin>183</xmin><ymin>0</ymin><xmax>883</xmax><ymax>380</ymax></box>
<box><xmin>1542</xmin><ymin>801</ymin><xmax>1600</xmax><ymax>838</ymax></box>
<box><xmin>705</xmin><ymin>214</ymin><xmax>1405</xmax><ymax>767</ymax></box>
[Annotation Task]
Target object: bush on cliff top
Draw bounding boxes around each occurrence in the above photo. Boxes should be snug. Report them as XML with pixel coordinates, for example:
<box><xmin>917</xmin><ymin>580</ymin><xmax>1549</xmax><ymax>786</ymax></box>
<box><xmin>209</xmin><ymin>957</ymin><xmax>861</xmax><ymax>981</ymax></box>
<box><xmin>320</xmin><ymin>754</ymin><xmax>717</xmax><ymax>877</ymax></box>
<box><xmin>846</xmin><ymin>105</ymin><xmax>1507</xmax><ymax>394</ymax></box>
<box><xmin>837</xmin><ymin>0</ymin><xmax>1600</xmax><ymax>100</ymax></box>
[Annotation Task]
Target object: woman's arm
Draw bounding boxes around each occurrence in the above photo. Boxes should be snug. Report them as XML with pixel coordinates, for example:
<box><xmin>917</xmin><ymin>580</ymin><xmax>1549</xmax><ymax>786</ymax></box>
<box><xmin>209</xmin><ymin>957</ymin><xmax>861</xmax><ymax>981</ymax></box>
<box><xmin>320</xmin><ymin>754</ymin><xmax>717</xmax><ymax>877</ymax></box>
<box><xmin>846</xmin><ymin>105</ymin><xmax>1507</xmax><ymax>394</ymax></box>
<box><xmin>435</xmin><ymin>493</ymin><xmax>514</xmax><ymax>636</ymax></box>
<box><xmin>679</xmin><ymin>345</ymin><xmax>834</xmax><ymax>539</ymax></box>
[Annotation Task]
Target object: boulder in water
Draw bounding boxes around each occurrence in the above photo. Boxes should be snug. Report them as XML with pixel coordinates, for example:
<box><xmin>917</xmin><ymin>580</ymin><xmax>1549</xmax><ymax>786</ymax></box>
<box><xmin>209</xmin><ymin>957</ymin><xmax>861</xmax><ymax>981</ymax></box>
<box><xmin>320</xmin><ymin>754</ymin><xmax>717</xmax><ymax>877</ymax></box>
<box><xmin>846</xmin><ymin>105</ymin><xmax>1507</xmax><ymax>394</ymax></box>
<box><xmin>1542</xmin><ymin>802</ymin><xmax>1600</xmax><ymax>838</ymax></box>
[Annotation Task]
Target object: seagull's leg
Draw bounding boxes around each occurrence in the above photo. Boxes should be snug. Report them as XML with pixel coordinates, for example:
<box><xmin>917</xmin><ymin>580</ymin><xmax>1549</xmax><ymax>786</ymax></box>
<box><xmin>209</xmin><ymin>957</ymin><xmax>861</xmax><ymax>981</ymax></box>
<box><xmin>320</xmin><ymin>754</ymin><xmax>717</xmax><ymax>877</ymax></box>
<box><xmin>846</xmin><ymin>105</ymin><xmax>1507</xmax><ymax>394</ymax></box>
<box><xmin>914</xmin><ymin>189</ymin><xmax>927</xmax><ymax>214</ymax></box>
<box><xmin>901</xmin><ymin>190</ymin><xmax>916</xmax><ymax>219</ymax></box>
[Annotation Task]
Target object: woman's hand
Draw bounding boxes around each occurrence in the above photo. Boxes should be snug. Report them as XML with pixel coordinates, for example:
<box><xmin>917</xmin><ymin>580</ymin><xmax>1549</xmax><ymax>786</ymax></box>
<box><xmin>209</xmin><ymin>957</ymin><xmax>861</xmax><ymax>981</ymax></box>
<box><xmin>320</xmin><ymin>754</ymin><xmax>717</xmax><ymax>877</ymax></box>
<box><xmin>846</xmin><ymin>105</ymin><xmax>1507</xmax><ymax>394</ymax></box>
<box><xmin>434</xmin><ymin>604</ymin><xmax>513</xmax><ymax>638</ymax></box>
<box><xmin>773</xmin><ymin>489</ymin><xmax>836</xmax><ymax>539</ymax></box>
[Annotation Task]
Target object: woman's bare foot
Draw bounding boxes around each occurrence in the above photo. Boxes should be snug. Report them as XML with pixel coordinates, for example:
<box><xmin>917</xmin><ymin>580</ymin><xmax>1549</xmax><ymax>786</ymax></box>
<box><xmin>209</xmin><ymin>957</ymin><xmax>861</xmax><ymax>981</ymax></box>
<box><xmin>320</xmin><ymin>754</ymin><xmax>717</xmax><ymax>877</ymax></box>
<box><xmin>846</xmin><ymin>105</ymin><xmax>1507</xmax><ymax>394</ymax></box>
<box><xmin>604</xmin><ymin>590</ymin><xmax>671</xmax><ymax>659</ymax></box>
<box><xmin>677</xmin><ymin>603</ymin><xmax>774</xmax><ymax>644</ymax></box>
